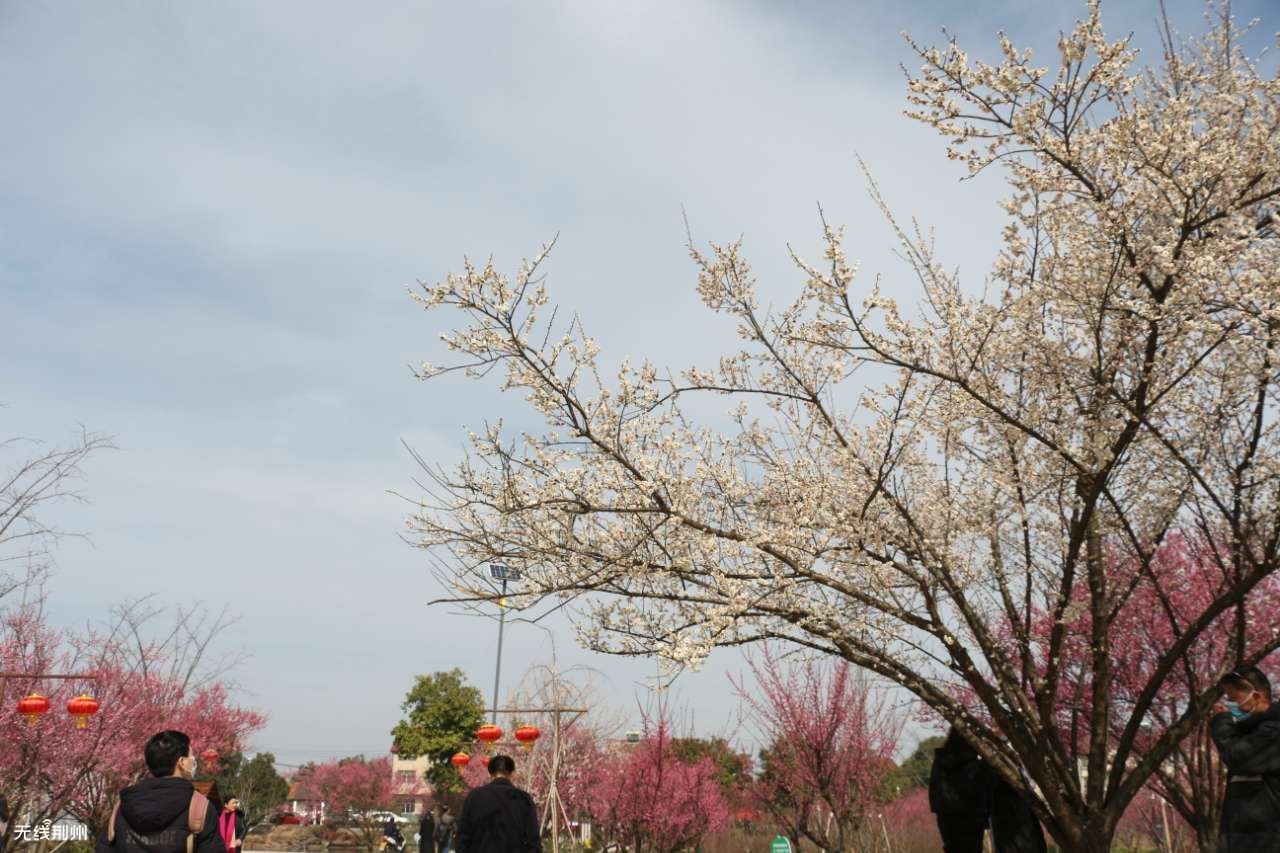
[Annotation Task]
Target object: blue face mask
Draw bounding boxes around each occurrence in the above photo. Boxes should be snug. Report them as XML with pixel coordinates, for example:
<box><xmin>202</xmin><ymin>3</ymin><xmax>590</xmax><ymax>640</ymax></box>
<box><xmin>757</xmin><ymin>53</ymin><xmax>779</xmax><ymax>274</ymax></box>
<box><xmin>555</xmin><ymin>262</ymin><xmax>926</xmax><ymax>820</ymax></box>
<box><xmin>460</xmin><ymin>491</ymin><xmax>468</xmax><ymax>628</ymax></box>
<box><xmin>1224</xmin><ymin>698</ymin><xmax>1252</xmax><ymax>721</ymax></box>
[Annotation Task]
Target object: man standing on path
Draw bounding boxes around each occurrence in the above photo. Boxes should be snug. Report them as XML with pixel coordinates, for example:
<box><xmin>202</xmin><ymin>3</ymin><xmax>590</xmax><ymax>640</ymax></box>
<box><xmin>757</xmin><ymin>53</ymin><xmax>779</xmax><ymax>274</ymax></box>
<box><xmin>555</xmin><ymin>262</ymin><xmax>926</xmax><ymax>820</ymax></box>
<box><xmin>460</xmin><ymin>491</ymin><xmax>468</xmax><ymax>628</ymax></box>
<box><xmin>1211</xmin><ymin>666</ymin><xmax>1280</xmax><ymax>853</ymax></box>
<box><xmin>417</xmin><ymin>808</ymin><xmax>434</xmax><ymax>853</ymax></box>
<box><xmin>453</xmin><ymin>754</ymin><xmax>538</xmax><ymax>853</ymax></box>
<box><xmin>929</xmin><ymin>728</ymin><xmax>989</xmax><ymax>853</ymax></box>
<box><xmin>94</xmin><ymin>730</ymin><xmax>224</xmax><ymax>853</ymax></box>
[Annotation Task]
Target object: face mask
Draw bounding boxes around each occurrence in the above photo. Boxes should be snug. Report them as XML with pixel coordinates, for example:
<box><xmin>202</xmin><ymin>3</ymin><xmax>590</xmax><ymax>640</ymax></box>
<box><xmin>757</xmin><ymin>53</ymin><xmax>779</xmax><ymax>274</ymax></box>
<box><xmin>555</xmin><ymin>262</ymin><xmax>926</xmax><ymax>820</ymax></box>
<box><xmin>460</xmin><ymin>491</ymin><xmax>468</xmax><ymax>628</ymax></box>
<box><xmin>1224</xmin><ymin>698</ymin><xmax>1252</xmax><ymax>721</ymax></box>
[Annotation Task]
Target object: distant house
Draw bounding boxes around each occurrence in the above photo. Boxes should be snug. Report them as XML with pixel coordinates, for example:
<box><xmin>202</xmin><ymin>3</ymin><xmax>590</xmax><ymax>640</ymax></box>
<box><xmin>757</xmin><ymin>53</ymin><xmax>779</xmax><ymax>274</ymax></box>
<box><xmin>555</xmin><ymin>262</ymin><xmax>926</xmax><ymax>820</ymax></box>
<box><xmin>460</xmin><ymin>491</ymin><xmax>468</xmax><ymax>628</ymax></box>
<box><xmin>286</xmin><ymin>780</ymin><xmax>325</xmax><ymax>825</ymax></box>
<box><xmin>283</xmin><ymin>749</ymin><xmax>435</xmax><ymax>825</ymax></box>
<box><xmin>390</xmin><ymin>754</ymin><xmax>435</xmax><ymax>817</ymax></box>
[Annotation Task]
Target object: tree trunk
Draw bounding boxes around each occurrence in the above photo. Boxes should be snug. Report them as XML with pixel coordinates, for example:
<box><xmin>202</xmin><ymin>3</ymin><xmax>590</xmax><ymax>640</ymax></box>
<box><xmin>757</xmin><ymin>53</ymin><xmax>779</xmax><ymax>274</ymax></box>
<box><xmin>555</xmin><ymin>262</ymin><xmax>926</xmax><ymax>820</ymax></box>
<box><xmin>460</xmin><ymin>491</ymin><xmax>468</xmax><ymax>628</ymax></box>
<box><xmin>1049</xmin><ymin>813</ymin><xmax>1116</xmax><ymax>853</ymax></box>
<box><xmin>1195</xmin><ymin>821</ymin><xmax>1217</xmax><ymax>853</ymax></box>
<box><xmin>1070</xmin><ymin>831</ymin><xmax>1115</xmax><ymax>853</ymax></box>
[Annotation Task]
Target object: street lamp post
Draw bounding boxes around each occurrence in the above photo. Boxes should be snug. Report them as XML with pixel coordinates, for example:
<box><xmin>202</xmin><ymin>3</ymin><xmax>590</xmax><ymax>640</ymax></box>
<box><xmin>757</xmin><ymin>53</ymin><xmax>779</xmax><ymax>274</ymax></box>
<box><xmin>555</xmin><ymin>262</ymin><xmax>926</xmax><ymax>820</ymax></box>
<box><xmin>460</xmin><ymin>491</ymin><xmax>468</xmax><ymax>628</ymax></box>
<box><xmin>487</xmin><ymin>564</ymin><xmax>522</xmax><ymax>725</ymax></box>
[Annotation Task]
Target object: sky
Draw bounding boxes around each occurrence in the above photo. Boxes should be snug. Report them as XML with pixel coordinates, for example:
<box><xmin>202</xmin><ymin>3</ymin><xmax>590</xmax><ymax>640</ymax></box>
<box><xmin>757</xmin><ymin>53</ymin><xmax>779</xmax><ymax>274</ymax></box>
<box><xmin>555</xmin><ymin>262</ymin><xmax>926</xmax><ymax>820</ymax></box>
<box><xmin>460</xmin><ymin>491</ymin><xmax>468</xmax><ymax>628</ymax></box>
<box><xmin>2</xmin><ymin>0</ymin><xmax>1274</xmax><ymax>768</ymax></box>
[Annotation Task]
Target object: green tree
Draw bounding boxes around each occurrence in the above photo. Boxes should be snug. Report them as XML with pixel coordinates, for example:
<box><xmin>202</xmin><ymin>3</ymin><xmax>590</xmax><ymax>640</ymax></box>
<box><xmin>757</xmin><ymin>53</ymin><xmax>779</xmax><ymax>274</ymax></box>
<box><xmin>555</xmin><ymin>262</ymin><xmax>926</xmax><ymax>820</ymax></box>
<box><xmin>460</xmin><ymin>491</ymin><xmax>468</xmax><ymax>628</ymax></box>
<box><xmin>214</xmin><ymin>752</ymin><xmax>290</xmax><ymax>826</ymax></box>
<box><xmin>670</xmin><ymin>736</ymin><xmax>751</xmax><ymax>794</ymax></box>
<box><xmin>899</xmin><ymin>736</ymin><xmax>945</xmax><ymax>790</ymax></box>
<box><xmin>390</xmin><ymin>669</ymin><xmax>486</xmax><ymax>791</ymax></box>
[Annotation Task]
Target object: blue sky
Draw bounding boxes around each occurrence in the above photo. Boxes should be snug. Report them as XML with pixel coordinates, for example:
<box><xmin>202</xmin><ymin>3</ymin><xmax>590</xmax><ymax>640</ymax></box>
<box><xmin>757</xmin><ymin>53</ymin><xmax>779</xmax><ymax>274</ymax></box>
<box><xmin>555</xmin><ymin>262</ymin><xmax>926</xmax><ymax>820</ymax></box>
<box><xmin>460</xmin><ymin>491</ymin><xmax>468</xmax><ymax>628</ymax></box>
<box><xmin>3</xmin><ymin>0</ymin><xmax>1273</xmax><ymax>766</ymax></box>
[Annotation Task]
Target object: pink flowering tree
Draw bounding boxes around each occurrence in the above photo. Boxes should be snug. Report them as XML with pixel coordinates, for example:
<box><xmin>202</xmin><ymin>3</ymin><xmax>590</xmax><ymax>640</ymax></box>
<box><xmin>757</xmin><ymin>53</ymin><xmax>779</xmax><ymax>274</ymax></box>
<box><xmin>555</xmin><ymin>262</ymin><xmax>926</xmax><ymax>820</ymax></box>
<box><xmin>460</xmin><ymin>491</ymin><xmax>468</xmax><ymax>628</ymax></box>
<box><xmin>295</xmin><ymin>757</ymin><xmax>394</xmax><ymax>851</ymax></box>
<box><xmin>574</xmin><ymin>720</ymin><xmax>730</xmax><ymax>853</ymax></box>
<box><xmin>1004</xmin><ymin>534</ymin><xmax>1280</xmax><ymax>853</ymax></box>
<box><xmin>0</xmin><ymin>599</ymin><xmax>264</xmax><ymax>842</ymax></box>
<box><xmin>459</xmin><ymin>714</ymin><xmax>618</xmax><ymax>841</ymax></box>
<box><xmin>735</xmin><ymin>649</ymin><xmax>901</xmax><ymax>853</ymax></box>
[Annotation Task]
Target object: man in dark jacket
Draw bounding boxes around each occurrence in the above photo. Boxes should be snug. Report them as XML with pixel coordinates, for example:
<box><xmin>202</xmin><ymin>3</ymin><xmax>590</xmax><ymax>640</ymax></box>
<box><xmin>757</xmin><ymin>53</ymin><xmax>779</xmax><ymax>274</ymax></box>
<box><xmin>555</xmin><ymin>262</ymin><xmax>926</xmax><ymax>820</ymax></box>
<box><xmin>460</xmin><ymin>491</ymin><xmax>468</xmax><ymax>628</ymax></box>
<box><xmin>94</xmin><ymin>730</ymin><xmax>223</xmax><ymax>853</ymax></box>
<box><xmin>417</xmin><ymin>809</ymin><xmax>434</xmax><ymax>853</ymax></box>
<box><xmin>929</xmin><ymin>727</ymin><xmax>991</xmax><ymax>853</ymax></box>
<box><xmin>930</xmin><ymin>726</ymin><xmax>1046</xmax><ymax>853</ymax></box>
<box><xmin>989</xmin><ymin>774</ymin><xmax>1047</xmax><ymax>853</ymax></box>
<box><xmin>453</xmin><ymin>755</ymin><xmax>538</xmax><ymax>853</ymax></box>
<box><xmin>1211</xmin><ymin>666</ymin><xmax>1280</xmax><ymax>853</ymax></box>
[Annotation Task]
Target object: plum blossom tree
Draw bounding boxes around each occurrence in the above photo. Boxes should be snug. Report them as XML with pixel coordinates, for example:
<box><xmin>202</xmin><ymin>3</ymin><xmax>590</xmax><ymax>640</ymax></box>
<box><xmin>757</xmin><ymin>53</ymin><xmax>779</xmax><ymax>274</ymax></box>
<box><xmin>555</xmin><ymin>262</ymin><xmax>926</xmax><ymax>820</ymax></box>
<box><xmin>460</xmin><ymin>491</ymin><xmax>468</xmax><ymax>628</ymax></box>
<box><xmin>406</xmin><ymin>4</ymin><xmax>1280</xmax><ymax>850</ymax></box>
<box><xmin>578</xmin><ymin>720</ymin><xmax>730</xmax><ymax>853</ymax></box>
<box><xmin>736</xmin><ymin>649</ymin><xmax>901</xmax><ymax>853</ymax></box>
<box><xmin>294</xmin><ymin>757</ymin><xmax>394</xmax><ymax>852</ymax></box>
<box><xmin>1011</xmin><ymin>533</ymin><xmax>1280</xmax><ymax>853</ymax></box>
<box><xmin>0</xmin><ymin>597</ymin><xmax>263</xmax><ymax>841</ymax></box>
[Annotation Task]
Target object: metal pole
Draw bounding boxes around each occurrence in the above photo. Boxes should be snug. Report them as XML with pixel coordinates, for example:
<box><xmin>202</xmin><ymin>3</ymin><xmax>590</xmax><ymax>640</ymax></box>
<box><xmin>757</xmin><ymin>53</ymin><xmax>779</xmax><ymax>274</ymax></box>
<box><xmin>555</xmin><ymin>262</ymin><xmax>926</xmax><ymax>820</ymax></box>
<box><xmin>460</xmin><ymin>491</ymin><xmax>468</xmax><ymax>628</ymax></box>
<box><xmin>551</xmin><ymin>708</ymin><xmax>561</xmax><ymax>853</ymax></box>
<box><xmin>491</xmin><ymin>578</ymin><xmax>508</xmax><ymax>725</ymax></box>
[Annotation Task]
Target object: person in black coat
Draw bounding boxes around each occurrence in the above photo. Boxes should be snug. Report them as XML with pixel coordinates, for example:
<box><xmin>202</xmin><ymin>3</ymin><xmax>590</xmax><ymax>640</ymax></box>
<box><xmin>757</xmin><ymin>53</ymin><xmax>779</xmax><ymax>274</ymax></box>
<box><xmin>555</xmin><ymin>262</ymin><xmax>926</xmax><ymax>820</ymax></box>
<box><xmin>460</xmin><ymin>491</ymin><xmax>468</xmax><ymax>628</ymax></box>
<box><xmin>417</xmin><ymin>809</ymin><xmax>434</xmax><ymax>853</ymax></box>
<box><xmin>930</xmin><ymin>726</ymin><xmax>1047</xmax><ymax>853</ymax></box>
<box><xmin>1211</xmin><ymin>666</ymin><xmax>1280</xmax><ymax>853</ymax></box>
<box><xmin>453</xmin><ymin>755</ymin><xmax>538</xmax><ymax>853</ymax></box>
<box><xmin>930</xmin><ymin>727</ymin><xmax>991</xmax><ymax>853</ymax></box>
<box><xmin>94</xmin><ymin>730</ymin><xmax>224</xmax><ymax>853</ymax></box>
<box><xmin>0</xmin><ymin>794</ymin><xmax>10</xmax><ymax>853</ymax></box>
<box><xmin>989</xmin><ymin>774</ymin><xmax>1047</xmax><ymax>853</ymax></box>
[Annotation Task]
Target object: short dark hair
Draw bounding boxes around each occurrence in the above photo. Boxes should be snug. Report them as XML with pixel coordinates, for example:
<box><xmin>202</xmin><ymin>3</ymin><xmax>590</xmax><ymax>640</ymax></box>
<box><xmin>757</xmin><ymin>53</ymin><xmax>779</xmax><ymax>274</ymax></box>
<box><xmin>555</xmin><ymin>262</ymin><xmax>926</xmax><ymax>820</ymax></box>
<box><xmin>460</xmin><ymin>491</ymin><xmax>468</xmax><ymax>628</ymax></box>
<box><xmin>145</xmin><ymin>730</ymin><xmax>192</xmax><ymax>777</ymax></box>
<box><xmin>1221</xmin><ymin>666</ymin><xmax>1272</xmax><ymax>699</ymax></box>
<box><xmin>488</xmin><ymin>754</ymin><xmax>515</xmax><ymax>776</ymax></box>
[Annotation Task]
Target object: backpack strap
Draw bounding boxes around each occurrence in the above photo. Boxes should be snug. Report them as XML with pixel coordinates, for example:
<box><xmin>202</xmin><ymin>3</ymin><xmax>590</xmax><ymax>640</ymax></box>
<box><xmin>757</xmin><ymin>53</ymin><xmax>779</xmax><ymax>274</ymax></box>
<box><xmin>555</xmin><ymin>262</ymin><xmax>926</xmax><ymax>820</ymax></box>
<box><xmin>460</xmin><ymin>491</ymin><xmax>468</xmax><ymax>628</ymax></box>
<box><xmin>107</xmin><ymin>802</ymin><xmax>122</xmax><ymax>844</ymax></box>
<box><xmin>186</xmin><ymin>791</ymin><xmax>209</xmax><ymax>853</ymax></box>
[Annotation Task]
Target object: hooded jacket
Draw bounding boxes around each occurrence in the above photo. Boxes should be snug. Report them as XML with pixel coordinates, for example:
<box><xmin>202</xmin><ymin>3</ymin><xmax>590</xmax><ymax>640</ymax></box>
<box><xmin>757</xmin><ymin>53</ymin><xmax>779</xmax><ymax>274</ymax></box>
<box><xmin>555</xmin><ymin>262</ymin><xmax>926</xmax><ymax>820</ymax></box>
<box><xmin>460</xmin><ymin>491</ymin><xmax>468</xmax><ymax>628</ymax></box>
<box><xmin>94</xmin><ymin>778</ymin><xmax>223</xmax><ymax>853</ymax></box>
<box><xmin>1211</xmin><ymin>704</ymin><xmax>1280</xmax><ymax>853</ymax></box>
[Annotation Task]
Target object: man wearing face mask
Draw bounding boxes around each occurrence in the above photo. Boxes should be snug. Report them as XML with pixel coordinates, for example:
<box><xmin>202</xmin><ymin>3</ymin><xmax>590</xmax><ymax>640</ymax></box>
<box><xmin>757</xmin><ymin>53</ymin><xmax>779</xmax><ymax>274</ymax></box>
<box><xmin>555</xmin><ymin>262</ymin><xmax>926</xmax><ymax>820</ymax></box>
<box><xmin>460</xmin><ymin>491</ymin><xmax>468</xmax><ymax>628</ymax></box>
<box><xmin>94</xmin><ymin>730</ymin><xmax>224</xmax><ymax>853</ymax></box>
<box><xmin>1210</xmin><ymin>666</ymin><xmax>1280</xmax><ymax>853</ymax></box>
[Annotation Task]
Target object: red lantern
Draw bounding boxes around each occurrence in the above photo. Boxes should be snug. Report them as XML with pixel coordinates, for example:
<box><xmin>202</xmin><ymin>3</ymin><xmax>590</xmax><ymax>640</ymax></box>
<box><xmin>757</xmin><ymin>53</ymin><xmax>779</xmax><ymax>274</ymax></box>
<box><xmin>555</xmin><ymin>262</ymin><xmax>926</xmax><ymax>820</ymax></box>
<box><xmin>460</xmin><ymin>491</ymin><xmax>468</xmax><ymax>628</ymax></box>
<box><xmin>200</xmin><ymin>748</ymin><xmax>220</xmax><ymax>764</ymax></box>
<box><xmin>514</xmin><ymin>724</ymin><xmax>541</xmax><ymax>752</ymax></box>
<box><xmin>66</xmin><ymin>695</ymin><xmax>100</xmax><ymax>729</ymax></box>
<box><xmin>450</xmin><ymin>752</ymin><xmax>470</xmax><ymax>769</ymax></box>
<box><xmin>17</xmin><ymin>693</ymin><xmax>50</xmax><ymax>726</ymax></box>
<box><xmin>476</xmin><ymin>724</ymin><xmax>503</xmax><ymax>751</ymax></box>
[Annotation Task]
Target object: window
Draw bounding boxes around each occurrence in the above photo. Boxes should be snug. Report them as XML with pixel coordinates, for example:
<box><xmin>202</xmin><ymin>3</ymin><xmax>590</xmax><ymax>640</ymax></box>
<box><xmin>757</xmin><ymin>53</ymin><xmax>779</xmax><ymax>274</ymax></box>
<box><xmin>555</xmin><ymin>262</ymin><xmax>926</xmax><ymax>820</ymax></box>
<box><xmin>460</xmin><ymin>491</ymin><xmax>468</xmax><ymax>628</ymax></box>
<box><xmin>394</xmin><ymin>770</ymin><xmax>416</xmax><ymax>784</ymax></box>
<box><xmin>400</xmin><ymin>800</ymin><xmax>417</xmax><ymax>816</ymax></box>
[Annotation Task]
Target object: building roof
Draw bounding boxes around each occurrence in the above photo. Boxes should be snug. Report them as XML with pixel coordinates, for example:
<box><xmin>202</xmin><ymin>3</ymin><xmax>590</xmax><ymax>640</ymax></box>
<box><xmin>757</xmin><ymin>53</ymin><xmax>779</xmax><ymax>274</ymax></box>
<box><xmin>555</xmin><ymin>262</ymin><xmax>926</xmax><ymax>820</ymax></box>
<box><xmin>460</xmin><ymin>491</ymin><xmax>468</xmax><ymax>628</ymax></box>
<box><xmin>286</xmin><ymin>781</ymin><xmax>322</xmax><ymax>802</ymax></box>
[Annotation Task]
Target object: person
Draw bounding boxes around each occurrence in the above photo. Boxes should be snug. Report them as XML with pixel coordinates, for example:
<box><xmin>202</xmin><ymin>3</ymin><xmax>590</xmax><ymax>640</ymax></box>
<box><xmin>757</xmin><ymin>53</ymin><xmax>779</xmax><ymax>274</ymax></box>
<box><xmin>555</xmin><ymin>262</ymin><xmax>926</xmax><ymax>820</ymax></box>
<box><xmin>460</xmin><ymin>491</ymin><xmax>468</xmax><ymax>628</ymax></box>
<box><xmin>94</xmin><ymin>730</ymin><xmax>224</xmax><ymax>853</ymax></box>
<box><xmin>217</xmin><ymin>797</ymin><xmax>246</xmax><ymax>853</ymax></box>
<box><xmin>1210</xmin><ymin>666</ymin><xmax>1280</xmax><ymax>853</ymax></box>
<box><xmin>929</xmin><ymin>727</ymin><xmax>990</xmax><ymax>853</ymax></box>
<box><xmin>453</xmin><ymin>754</ymin><xmax>538</xmax><ymax>853</ymax></box>
<box><xmin>434</xmin><ymin>806</ymin><xmax>456</xmax><ymax>853</ymax></box>
<box><xmin>417</xmin><ymin>808</ymin><xmax>434</xmax><ymax>853</ymax></box>
<box><xmin>381</xmin><ymin>818</ymin><xmax>405</xmax><ymax>852</ymax></box>
<box><xmin>0</xmin><ymin>794</ymin><xmax>10</xmax><ymax>853</ymax></box>
<box><xmin>989</xmin><ymin>773</ymin><xmax>1047</xmax><ymax>853</ymax></box>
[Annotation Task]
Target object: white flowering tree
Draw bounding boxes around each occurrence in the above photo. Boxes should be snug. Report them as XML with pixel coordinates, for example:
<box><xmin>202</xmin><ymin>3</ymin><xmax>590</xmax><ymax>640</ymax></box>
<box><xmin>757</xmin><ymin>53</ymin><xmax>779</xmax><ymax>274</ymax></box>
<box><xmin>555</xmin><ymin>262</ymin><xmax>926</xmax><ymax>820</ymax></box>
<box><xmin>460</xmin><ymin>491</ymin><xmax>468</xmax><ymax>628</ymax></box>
<box><xmin>405</xmin><ymin>5</ymin><xmax>1280</xmax><ymax>850</ymax></box>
